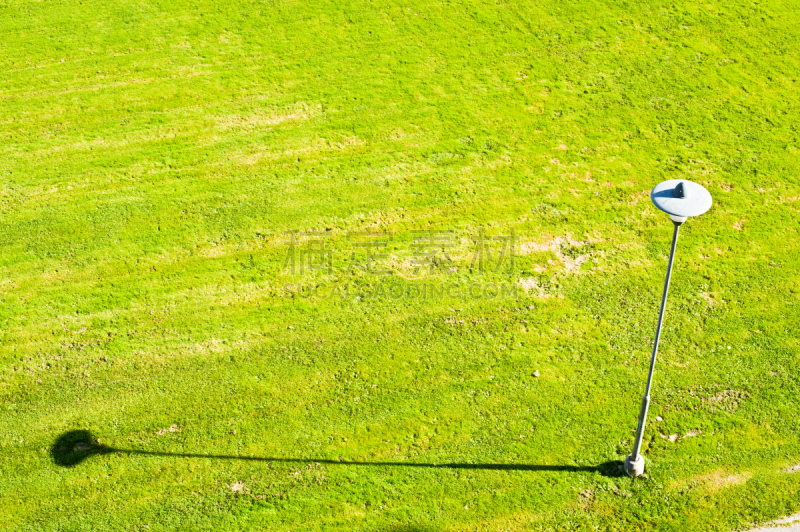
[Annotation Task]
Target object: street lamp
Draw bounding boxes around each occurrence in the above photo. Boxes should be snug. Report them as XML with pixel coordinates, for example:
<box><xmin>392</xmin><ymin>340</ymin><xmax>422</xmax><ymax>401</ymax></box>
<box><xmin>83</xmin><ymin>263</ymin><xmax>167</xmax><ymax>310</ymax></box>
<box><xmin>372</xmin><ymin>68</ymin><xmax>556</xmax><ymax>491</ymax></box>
<box><xmin>624</xmin><ymin>179</ymin><xmax>713</xmax><ymax>477</ymax></box>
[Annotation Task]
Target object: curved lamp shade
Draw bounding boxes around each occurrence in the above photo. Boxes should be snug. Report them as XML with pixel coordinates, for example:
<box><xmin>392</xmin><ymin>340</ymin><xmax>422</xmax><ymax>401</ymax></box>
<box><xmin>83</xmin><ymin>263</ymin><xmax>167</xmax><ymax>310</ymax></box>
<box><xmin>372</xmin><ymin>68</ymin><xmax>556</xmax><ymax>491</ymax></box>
<box><xmin>651</xmin><ymin>180</ymin><xmax>712</xmax><ymax>218</ymax></box>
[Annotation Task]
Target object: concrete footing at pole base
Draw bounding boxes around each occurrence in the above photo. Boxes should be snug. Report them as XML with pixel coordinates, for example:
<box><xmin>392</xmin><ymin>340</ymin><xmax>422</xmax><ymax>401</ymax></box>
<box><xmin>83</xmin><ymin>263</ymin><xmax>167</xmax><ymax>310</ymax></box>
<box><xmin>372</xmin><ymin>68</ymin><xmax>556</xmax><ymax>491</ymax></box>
<box><xmin>624</xmin><ymin>454</ymin><xmax>645</xmax><ymax>477</ymax></box>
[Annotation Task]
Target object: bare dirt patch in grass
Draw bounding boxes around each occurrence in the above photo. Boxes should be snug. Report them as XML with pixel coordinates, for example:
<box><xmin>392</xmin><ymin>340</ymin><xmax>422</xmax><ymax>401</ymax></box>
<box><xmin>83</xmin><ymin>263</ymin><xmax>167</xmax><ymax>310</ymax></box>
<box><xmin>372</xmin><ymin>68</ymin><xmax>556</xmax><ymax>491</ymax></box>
<box><xmin>519</xmin><ymin>235</ymin><xmax>599</xmax><ymax>273</ymax></box>
<box><xmin>156</xmin><ymin>424</ymin><xmax>181</xmax><ymax>436</ymax></box>
<box><xmin>516</xmin><ymin>277</ymin><xmax>551</xmax><ymax>298</ymax></box>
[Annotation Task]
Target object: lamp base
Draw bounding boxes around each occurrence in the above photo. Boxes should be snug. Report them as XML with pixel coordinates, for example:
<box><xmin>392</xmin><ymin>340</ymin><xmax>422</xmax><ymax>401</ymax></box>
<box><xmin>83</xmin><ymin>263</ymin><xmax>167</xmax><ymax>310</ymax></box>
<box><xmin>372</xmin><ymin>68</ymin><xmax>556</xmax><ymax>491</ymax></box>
<box><xmin>624</xmin><ymin>454</ymin><xmax>645</xmax><ymax>477</ymax></box>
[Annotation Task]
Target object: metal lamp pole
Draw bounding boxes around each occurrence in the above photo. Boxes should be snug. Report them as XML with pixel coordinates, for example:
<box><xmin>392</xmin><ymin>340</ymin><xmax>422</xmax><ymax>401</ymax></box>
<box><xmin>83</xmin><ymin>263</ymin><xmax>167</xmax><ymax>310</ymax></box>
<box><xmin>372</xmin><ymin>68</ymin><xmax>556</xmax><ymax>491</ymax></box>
<box><xmin>624</xmin><ymin>180</ymin><xmax>712</xmax><ymax>477</ymax></box>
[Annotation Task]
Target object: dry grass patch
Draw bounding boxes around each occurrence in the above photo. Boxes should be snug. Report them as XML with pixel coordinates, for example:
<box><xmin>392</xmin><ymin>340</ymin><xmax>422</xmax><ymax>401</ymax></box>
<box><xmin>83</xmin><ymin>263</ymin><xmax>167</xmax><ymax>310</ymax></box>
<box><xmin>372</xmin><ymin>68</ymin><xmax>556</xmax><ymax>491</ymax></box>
<box><xmin>700</xmin><ymin>291</ymin><xmax>724</xmax><ymax>306</ymax></box>
<box><xmin>659</xmin><ymin>429</ymin><xmax>702</xmax><ymax>443</ymax></box>
<box><xmin>216</xmin><ymin>102</ymin><xmax>322</xmax><ymax>130</ymax></box>
<box><xmin>236</xmin><ymin>135</ymin><xmax>366</xmax><ymax>165</ymax></box>
<box><xmin>696</xmin><ymin>471</ymin><xmax>752</xmax><ymax>492</ymax></box>
<box><xmin>671</xmin><ymin>469</ymin><xmax>752</xmax><ymax>492</ymax></box>
<box><xmin>704</xmin><ymin>389</ymin><xmax>749</xmax><ymax>412</ymax></box>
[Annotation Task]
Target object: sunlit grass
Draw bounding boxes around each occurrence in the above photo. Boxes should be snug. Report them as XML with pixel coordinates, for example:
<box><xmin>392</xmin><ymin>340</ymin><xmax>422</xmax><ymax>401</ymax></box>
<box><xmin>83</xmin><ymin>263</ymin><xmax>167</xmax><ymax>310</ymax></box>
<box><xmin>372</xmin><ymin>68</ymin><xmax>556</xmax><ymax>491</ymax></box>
<box><xmin>1</xmin><ymin>0</ymin><xmax>799</xmax><ymax>530</ymax></box>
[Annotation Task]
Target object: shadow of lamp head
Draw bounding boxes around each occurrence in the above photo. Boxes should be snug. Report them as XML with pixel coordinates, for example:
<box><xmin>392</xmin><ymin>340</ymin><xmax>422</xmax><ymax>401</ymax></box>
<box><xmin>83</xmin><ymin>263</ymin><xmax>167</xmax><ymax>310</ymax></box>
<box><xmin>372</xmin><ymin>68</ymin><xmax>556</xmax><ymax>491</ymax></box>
<box><xmin>50</xmin><ymin>430</ymin><xmax>113</xmax><ymax>467</ymax></box>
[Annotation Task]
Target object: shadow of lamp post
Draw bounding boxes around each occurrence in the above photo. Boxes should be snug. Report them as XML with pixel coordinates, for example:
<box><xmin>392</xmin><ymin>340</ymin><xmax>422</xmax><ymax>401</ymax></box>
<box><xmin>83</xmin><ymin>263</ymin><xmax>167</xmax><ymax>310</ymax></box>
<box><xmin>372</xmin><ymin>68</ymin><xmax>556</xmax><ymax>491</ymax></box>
<box><xmin>50</xmin><ymin>429</ymin><xmax>625</xmax><ymax>476</ymax></box>
<box><xmin>624</xmin><ymin>179</ymin><xmax>712</xmax><ymax>477</ymax></box>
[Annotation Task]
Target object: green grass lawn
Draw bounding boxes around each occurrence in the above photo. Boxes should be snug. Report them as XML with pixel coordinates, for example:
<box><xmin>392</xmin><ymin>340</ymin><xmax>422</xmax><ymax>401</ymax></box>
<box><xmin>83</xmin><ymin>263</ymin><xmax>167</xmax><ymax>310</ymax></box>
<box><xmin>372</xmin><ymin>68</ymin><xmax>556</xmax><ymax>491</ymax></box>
<box><xmin>1</xmin><ymin>0</ymin><xmax>799</xmax><ymax>530</ymax></box>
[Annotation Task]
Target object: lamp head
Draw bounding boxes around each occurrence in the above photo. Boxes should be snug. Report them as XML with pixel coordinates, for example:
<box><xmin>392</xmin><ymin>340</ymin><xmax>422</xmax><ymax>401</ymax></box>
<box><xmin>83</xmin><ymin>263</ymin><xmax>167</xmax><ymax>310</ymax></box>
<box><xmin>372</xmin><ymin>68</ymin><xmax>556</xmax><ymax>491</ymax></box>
<box><xmin>651</xmin><ymin>180</ymin><xmax>712</xmax><ymax>223</ymax></box>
